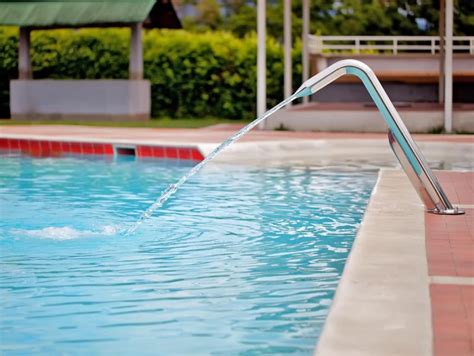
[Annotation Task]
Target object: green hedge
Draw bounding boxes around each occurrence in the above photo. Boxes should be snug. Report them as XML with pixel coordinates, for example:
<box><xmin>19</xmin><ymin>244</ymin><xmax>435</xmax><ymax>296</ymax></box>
<box><xmin>0</xmin><ymin>27</ymin><xmax>302</xmax><ymax>120</ymax></box>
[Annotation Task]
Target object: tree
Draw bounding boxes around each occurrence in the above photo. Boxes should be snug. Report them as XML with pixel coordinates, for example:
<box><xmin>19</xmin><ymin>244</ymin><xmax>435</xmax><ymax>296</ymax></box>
<box><xmin>182</xmin><ymin>0</ymin><xmax>223</xmax><ymax>31</ymax></box>
<box><xmin>221</xmin><ymin>0</ymin><xmax>471</xmax><ymax>39</ymax></box>
<box><xmin>197</xmin><ymin>0</ymin><xmax>222</xmax><ymax>29</ymax></box>
<box><xmin>456</xmin><ymin>0</ymin><xmax>474</xmax><ymax>35</ymax></box>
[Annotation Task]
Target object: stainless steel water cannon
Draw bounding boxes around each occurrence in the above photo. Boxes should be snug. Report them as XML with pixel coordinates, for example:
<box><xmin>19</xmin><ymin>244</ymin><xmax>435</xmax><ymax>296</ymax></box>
<box><xmin>130</xmin><ymin>59</ymin><xmax>463</xmax><ymax>234</ymax></box>
<box><xmin>295</xmin><ymin>59</ymin><xmax>463</xmax><ymax>215</ymax></box>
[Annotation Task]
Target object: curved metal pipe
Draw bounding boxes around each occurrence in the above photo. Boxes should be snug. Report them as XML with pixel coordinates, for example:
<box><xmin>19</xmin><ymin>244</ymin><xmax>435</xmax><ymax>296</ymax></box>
<box><xmin>294</xmin><ymin>59</ymin><xmax>463</xmax><ymax>215</ymax></box>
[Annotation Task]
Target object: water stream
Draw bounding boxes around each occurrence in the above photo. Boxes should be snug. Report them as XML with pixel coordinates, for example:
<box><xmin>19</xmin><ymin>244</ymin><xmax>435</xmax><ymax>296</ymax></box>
<box><xmin>126</xmin><ymin>91</ymin><xmax>305</xmax><ymax>234</ymax></box>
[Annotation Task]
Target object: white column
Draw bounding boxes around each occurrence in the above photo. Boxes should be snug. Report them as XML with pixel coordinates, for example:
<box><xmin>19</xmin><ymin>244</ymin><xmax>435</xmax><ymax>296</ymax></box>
<box><xmin>438</xmin><ymin>0</ymin><xmax>445</xmax><ymax>103</ymax></box>
<box><xmin>283</xmin><ymin>0</ymin><xmax>292</xmax><ymax>103</ymax></box>
<box><xmin>444</xmin><ymin>0</ymin><xmax>453</xmax><ymax>133</ymax></box>
<box><xmin>130</xmin><ymin>23</ymin><xmax>143</xmax><ymax>80</ymax></box>
<box><xmin>257</xmin><ymin>0</ymin><xmax>266</xmax><ymax>128</ymax></box>
<box><xmin>19</xmin><ymin>27</ymin><xmax>32</xmax><ymax>80</ymax></box>
<box><xmin>302</xmin><ymin>0</ymin><xmax>310</xmax><ymax>104</ymax></box>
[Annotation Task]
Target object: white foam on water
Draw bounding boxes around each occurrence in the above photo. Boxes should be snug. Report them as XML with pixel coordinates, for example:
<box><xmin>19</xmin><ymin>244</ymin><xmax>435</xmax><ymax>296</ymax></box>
<box><xmin>12</xmin><ymin>225</ymin><xmax>119</xmax><ymax>240</ymax></box>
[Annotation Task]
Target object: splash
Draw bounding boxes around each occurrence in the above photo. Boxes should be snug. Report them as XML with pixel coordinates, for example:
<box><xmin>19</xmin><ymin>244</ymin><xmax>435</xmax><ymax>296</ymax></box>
<box><xmin>13</xmin><ymin>225</ymin><xmax>118</xmax><ymax>241</ymax></box>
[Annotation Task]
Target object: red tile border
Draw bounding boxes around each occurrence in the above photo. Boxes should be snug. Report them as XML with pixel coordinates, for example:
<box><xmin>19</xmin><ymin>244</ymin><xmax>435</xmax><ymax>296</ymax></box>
<box><xmin>70</xmin><ymin>142</ymin><xmax>82</xmax><ymax>154</ymax></box>
<box><xmin>103</xmin><ymin>144</ymin><xmax>114</xmax><ymax>155</ymax></box>
<box><xmin>191</xmin><ymin>148</ymin><xmax>205</xmax><ymax>161</ymax></box>
<box><xmin>165</xmin><ymin>147</ymin><xmax>178</xmax><ymax>159</ymax></box>
<box><xmin>0</xmin><ymin>138</ymin><xmax>204</xmax><ymax>162</ymax></box>
<box><xmin>151</xmin><ymin>146</ymin><xmax>164</xmax><ymax>158</ymax></box>
<box><xmin>51</xmin><ymin>141</ymin><xmax>61</xmax><ymax>153</ymax></box>
<box><xmin>178</xmin><ymin>147</ymin><xmax>191</xmax><ymax>160</ymax></box>
<box><xmin>82</xmin><ymin>143</ymin><xmax>94</xmax><ymax>155</ymax></box>
<box><xmin>137</xmin><ymin>145</ymin><xmax>152</xmax><ymax>157</ymax></box>
<box><xmin>9</xmin><ymin>139</ymin><xmax>19</xmax><ymax>150</ymax></box>
<box><xmin>61</xmin><ymin>141</ymin><xmax>71</xmax><ymax>153</ymax></box>
<box><xmin>0</xmin><ymin>138</ymin><xmax>8</xmax><ymax>150</ymax></box>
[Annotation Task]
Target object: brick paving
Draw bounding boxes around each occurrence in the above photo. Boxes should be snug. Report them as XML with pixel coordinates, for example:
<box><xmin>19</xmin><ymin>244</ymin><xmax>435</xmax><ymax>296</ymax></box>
<box><xmin>430</xmin><ymin>284</ymin><xmax>473</xmax><ymax>356</ymax></box>
<box><xmin>426</xmin><ymin>172</ymin><xmax>474</xmax><ymax>356</ymax></box>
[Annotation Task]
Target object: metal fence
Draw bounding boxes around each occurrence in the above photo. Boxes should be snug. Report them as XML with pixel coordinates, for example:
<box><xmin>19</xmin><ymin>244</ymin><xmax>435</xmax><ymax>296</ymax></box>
<box><xmin>308</xmin><ymin>35</ymin><xmax>474</xmax><ymax>55</ymax></box>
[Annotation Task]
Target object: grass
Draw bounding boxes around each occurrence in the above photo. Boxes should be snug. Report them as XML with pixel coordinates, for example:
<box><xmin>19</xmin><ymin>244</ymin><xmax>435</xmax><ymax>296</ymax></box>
<box><xmin>0</xmin><ymin>117</ymin><xmax>248</xmax><ymax>129</ymax></box>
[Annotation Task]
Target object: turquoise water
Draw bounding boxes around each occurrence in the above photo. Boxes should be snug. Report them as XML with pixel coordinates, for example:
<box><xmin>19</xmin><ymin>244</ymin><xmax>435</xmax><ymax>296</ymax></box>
<box><xmin>0</xmin><ymin>154</ymin><xmax>376</xmax><ymax>355</ymax></box>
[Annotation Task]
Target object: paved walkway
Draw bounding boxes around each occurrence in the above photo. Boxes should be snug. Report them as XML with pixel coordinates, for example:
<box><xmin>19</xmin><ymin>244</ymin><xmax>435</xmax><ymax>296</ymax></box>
<box><xmin>1</xmin><ymin>124</ymin><xmax>473</xmax><ymax>144</ymax></box>
<box><xmin>427</xmin><ymin>172</ymin><xmax>474</xmax><ymax>356</ymax></box>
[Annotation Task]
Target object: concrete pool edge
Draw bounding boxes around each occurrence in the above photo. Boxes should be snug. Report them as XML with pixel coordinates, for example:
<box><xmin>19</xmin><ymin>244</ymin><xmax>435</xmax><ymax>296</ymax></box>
<box><xmin>315</xmin><ymin>168</ymin><xmax>432</xmax><ymax>356</ymax></box>
<box><xmin>2</xmin><ymin>133</ymin><xmax>472</xmax><ymax>171</ymax></box>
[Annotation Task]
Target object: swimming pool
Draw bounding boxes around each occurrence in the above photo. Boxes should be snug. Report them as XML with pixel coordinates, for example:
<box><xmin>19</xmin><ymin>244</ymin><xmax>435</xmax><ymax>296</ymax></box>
<box><xmin>0</xmin><ymin>154</ymin><xmax>376</xmax><ymax>354</ymax></box>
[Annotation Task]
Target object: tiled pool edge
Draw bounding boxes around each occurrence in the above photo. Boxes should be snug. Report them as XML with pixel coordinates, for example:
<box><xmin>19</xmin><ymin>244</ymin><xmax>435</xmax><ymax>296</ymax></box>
<box><xmin>0</xmin><ymin>136</ymin><xmax>205</xmax><ymax>161</ymax></box>
<box><xmin>315</xmin><ymin>169</ymin><xmax>432</xmax><ymax>356</ymax></box>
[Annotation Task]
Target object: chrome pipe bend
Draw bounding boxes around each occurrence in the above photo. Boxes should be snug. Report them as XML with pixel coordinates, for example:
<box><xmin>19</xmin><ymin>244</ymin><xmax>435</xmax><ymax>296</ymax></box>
<box><xmin>294</xmin><ymin>59</ymin><xmax>463</xmax><ymax>215</ymax></box>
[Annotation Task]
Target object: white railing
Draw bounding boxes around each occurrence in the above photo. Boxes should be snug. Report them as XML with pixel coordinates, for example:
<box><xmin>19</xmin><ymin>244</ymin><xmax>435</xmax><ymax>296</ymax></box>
<box><xmin>308</xmin><ymin>35</ymin><xmax>474</xmax><ymax>55</ymax></box>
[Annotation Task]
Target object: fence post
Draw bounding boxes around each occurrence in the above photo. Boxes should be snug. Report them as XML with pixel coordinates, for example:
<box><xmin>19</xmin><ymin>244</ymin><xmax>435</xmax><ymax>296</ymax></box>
<box><xmin>444</xmin><ymin>0</ymin><xmax>453</xmax><ymax>133</ymax></box>
<box><xmin>302</xmin><ymin>0</ymin><xmax>310</xmax><ymax>104</ymax></box>
<box><xmin>257</xmin><ymin>0</ymin><xmax>267</xmax><ymax>127</ymax></box>
<box><xmin>19</xmin><ymin>27</ymin><xmax>32</xmax><ymax>80</ymax></box>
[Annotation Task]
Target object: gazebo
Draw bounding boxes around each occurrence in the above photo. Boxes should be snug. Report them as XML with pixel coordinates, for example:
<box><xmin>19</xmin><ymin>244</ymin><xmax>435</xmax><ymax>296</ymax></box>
<box><xmin>0</xmin><ymin>0</ymin><xmax>181</xmax><ymax>121</ymax></box>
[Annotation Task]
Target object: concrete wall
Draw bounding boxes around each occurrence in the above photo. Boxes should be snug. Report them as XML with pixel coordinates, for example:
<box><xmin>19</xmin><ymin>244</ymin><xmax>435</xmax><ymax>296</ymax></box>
<box><xmin>266</xmin><ymin>105</ymin><xmax>474</xmax><ymax>133</ymax></box>
<box><xmin>314</xmin><ymin>54</ymin><xmax>474</xmax><ymax>77</ymax></box>
<box><xmin>10</xmin><ymin>80</ymin><xmax>151</xmax><ymax>121</ymax></box>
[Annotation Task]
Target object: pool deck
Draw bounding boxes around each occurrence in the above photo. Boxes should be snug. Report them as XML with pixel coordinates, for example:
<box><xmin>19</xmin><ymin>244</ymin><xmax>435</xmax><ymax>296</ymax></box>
<box><xmin>1</xmin><ymin>124</ymin><xmax>473</xmax><ymax>355</ymax></box>
<box><xmin>1</xmin><ymin>124</ymin><xmax>472</xmax><ymax>166</ymax></box>
<box><xmin>427</xmin><ymin>172</ymin><xmax>473</xmax><ymax>356</ymax></box>
<box><xmin>1</xmin><ymin>124</ymin><xmax>473</xmax><ymax>144</ymax></box>
<box><xmin>315</xmin><ymin>169</ymin><xmax>473</xmax><ymax>356</ymax></box>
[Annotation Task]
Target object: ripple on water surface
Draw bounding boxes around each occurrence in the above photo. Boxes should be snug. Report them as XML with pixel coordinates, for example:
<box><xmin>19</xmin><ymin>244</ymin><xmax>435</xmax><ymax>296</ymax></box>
<box><xmin>0</xmin><ymin>155</ymin><xmax>376</xmax><ymax>355</ymax></box>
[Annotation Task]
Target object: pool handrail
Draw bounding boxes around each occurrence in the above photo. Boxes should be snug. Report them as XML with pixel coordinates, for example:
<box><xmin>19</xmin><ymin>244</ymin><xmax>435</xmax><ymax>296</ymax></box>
<box><xmin>294</xmin><ymin>59</ymin><xmax>464</xmax><ymax>215</ymax></box>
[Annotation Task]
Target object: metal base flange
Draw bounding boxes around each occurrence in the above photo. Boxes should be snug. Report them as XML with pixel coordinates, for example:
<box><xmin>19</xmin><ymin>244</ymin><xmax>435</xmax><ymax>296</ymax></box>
<box><xmin>428</xmin><ymin>207</ymin><xmax>465</xmax><ymax>215</ymax></box>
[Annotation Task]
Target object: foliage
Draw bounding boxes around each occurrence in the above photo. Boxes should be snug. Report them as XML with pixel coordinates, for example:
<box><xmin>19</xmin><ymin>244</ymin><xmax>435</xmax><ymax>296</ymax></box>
<box><xmin>196</xmin><ymin>0</ymin><xmax>222</xmax><ymax>30</ymax></box>
<box><xmin>221</xmin><ymin>0</ymin><xmax>472</xmax><ymax>39</ymax></box>
<box><xmin>456</xmin><ymin>0</ymin><xmax>474</xmax><ymax>36</ymax></box>
<box><xmin>144</xmin><ymin>30</ymin><xmax>285</xmax><ymax>119</ymax></box>
<box><xmin>0</xmin><ymin>27</ymin><xmax>17</xmax><ymax>118</ymax></box>
<box><xmin>0</xmin><ymin>27</ymin><xmax>297</xmax><ymax>120</ymax></box>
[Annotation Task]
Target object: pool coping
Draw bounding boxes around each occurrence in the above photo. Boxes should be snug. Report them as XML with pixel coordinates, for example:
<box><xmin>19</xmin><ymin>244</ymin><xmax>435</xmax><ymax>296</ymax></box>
<box><xmin>1</xmin><ymin>132</ymin><xmax>472</xmax><ymax>170</ymax></box>
<box><xmin>315</xmin><ymin>168</ymin><xmax>432</xmax><ymax>356</ymax></box>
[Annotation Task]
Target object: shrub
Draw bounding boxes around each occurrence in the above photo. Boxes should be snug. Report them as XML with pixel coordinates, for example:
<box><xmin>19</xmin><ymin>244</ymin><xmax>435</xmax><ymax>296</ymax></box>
<box><xmin>0</xmin><ymin>27</ymin><xmax>301</xmax><ymax>120</ymax></box>
<box><xmin>0</xmin><ymin>27</ymin><xmax>17</xmax><ymax>118</ymax></box>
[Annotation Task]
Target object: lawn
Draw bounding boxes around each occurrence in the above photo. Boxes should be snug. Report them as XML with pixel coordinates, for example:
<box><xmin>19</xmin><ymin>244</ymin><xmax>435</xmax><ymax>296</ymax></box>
<box><xmin>0</xmin><ymin>117</ymin><xmax>247</xmax><ymax>129</ymax></box>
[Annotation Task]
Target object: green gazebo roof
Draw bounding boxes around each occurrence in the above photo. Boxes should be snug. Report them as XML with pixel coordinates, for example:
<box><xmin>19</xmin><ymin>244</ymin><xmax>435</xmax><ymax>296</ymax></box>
<box><xmin>0</xmin><ymin>0</ymin><xmax>157</xmax><ymax>27</ymax></box>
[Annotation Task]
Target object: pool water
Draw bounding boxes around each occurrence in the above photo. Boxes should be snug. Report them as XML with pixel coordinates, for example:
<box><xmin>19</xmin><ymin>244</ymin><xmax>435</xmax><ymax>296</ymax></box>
<box><xmin>0</xmin><ymin>154</ymin><xmax>376</xmax><ymax>355</ymax></box>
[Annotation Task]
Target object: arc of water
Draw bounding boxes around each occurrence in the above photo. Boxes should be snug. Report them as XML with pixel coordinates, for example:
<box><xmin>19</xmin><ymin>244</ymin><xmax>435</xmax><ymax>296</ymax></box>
<box><xmin>126</xmin><ymin>59</ymin><xmax>463</xmax><ymax>235</ymax></box>
<box><xmin>125</xmin><ymin>91</ymin><xmax>304</xmax><ymax>235</ymax></box>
